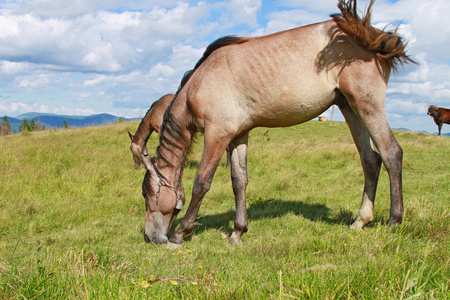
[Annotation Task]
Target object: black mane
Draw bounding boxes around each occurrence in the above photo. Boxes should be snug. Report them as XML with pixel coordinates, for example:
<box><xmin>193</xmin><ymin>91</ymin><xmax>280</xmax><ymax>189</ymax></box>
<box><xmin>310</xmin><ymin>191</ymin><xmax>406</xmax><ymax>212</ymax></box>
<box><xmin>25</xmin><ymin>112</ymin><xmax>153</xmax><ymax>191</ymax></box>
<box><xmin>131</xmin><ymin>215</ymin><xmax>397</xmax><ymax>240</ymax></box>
<box><xmin>176</xmin><ymin>36</ymin><xmax>248</xmax><ymax>94</ymax></box>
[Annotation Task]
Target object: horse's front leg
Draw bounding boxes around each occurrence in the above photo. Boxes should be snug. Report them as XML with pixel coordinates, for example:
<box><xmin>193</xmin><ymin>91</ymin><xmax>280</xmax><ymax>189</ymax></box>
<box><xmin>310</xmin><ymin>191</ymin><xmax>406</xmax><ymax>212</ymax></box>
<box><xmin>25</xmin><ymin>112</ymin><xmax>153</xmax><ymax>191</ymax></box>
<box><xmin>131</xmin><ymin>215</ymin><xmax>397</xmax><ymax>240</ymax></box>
<box><xmin>228</xmin><ymin>133</ymin><xmax>249</xmax><ymax>245</ymax></box>
<box><xmin>169</xmin><ymin>134</ymin><xmax>229</xmax><ymax>244</ymax></box>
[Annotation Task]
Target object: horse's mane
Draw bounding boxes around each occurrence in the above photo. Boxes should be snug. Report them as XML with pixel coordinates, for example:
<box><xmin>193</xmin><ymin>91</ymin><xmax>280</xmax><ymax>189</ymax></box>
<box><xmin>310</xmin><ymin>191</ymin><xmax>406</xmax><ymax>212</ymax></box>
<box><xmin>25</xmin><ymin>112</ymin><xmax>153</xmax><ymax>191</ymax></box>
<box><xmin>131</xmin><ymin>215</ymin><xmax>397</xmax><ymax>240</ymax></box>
<box><xmin>175</xmin><ymin>36</ymin><xmax>249</xmax><ymax>95</ymax></box>
<box><xmin>139</xmin><ymin>100</ymin><xmax>157</xmax><ymax>124</ymax></box>
<box><xmin>331</xmin><ymin>0</ymin><xmax>415</xmax><ymax>72</ymax></box>
<box><xmin>157</xmin><ymin>36</ymin><xmax>249</xmax><ymax>166</ymax></box>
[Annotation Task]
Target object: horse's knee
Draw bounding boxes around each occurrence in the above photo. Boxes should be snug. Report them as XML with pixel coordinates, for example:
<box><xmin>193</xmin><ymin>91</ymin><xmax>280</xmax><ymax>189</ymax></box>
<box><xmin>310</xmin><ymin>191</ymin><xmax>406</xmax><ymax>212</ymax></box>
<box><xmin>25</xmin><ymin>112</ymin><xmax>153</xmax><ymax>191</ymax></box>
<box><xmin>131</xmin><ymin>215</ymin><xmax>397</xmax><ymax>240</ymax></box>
<box><xmin>192</xmin><ymin>174</ymin><xmax>212</xmax><ymax>196</ymax></box>
<box><xmin>362</xmin><ymin>151</ymin><xmax>382</xmax><ymax>179</ymax></box>
<box><xmin>382</xmin><ymin>139</ymin><xmax>403</xmax><ymax>174</ymax></box>
<box><xmin>393</xmin><ymin>143</ymin><xmax>403</xmax><ymax>161</ymax></box>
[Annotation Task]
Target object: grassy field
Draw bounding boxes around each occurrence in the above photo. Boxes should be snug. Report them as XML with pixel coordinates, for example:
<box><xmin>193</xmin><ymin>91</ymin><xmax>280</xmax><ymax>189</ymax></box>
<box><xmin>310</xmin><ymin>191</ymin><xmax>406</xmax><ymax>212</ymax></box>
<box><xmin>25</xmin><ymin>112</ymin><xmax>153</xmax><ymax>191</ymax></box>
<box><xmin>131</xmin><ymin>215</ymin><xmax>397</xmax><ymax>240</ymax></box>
<box><xmin>0</xmin><ymin>120</ymin><xmax>448</xmax><ymax>299</ymax></box>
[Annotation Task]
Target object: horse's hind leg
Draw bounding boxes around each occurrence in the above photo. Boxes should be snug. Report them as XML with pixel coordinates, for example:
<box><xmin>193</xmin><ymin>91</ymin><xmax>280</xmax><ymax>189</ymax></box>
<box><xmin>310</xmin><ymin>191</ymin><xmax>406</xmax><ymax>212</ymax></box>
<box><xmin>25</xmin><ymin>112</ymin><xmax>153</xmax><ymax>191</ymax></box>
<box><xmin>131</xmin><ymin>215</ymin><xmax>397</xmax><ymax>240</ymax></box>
<box><xmin>339</xmin><ymin>103</ymin><xmax>382</xmax><ymax>229</ymax></box>
<box><xmin>340</xmin><ymin>89</ymin><xmax>404</xmax><ymax>227</ymax></box>
<box><xmin>228</xmin><ymin>133</ymin><xmax>249</xmax><ymax>244</ymax></box>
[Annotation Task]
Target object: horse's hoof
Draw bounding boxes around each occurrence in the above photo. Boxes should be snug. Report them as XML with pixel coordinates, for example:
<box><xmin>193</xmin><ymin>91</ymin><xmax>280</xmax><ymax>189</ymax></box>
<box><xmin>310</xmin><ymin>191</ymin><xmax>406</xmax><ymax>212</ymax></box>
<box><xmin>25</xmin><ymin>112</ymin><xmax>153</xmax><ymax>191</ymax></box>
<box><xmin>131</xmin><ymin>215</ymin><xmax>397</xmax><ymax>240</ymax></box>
<box><xmin>388</xmin><ymin>219</ymin><xmax>402</xmax><ymax>227</ymax></box>
<box><xmin>168</xmin><ymin>235</ymin><xmax>184</xmax><ymax>245</ymax></box>
<box><xmin>228</xmin><ymin>232</ymin><xmax>243</xmax><ymax>245</ymax></box>
<box><xmin>349</xmin><ymin>219</ymin><xmax>364</xmax><ymax>230</ymax></box>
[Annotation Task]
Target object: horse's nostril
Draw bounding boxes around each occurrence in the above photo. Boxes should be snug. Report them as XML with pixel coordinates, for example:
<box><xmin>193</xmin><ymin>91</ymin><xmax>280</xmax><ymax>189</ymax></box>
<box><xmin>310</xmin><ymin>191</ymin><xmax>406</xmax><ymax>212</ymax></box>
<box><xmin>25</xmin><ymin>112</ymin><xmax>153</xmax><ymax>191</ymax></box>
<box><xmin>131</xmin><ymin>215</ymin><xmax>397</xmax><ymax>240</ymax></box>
<box><xmin>144</xmin><ymin>234</ymin><xmax>150</xmax><ymax>243</ymax></box>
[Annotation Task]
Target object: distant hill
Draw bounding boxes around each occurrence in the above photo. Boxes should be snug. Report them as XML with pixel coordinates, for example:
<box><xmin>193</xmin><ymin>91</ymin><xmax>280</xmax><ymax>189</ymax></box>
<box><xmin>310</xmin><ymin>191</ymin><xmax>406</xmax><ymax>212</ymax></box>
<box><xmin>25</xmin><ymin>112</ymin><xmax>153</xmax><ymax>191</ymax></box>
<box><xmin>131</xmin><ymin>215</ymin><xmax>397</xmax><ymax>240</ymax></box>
<box><xmin>394</xmin><ymin>127</ymin><xmax>449</xmax><ymax>137</ymax></box>
<box><xmin>4</xmin><ymin>113</ymin><xmax>138</xmax><ymax>133</ymax></box>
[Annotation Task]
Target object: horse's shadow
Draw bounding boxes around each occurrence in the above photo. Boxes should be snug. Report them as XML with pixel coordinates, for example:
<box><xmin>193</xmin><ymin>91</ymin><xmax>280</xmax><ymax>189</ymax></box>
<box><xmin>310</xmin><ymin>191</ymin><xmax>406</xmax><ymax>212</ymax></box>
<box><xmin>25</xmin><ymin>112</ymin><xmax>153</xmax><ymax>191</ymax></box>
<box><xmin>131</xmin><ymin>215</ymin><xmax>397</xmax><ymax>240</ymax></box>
<box><xmin>170</xmin><ymin>198</ymin><xmax>354</xmax><ymax>239</ymax></box>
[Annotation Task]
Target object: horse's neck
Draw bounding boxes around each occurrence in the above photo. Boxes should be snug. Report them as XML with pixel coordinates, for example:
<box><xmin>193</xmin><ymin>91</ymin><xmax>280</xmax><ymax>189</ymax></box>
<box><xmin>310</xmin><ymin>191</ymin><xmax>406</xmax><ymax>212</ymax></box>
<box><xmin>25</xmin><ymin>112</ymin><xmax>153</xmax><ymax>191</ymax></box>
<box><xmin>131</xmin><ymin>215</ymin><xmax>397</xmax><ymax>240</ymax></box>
<box><xmin>156</xmin><ymin>143</ymin><xmax>190</xmax><ymax>189</ymax></box>
<box><xmin>156</xmin><ymin>101</ymin><xmax>193</xmax><ymax>186</ymax></box>
<box><xmin>134</xmin><ymin>111</ymin><xmax>152</xmax><ymax>146</ymax></box>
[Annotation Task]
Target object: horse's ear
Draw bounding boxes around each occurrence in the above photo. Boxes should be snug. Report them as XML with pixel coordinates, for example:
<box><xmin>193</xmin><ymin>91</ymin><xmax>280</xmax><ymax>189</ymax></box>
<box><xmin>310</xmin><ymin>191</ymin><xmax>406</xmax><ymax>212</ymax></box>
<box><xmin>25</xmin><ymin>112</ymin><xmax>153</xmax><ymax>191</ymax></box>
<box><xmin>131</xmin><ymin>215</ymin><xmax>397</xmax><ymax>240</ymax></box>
<box><xmin>128</xmin><ymin>131</ymin><xmax>134</xmax><ymax>141</ymax></box>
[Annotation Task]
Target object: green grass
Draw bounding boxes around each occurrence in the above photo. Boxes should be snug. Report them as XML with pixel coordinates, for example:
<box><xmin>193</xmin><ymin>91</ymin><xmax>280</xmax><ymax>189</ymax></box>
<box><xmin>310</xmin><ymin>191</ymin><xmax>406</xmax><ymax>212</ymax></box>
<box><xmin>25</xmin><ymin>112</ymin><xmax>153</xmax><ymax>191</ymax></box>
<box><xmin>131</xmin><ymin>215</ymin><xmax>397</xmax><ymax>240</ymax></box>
<box><xmin>0</xmin><ymin>121</ymin><xmax>448</xmax><ymax>299</ymax></box>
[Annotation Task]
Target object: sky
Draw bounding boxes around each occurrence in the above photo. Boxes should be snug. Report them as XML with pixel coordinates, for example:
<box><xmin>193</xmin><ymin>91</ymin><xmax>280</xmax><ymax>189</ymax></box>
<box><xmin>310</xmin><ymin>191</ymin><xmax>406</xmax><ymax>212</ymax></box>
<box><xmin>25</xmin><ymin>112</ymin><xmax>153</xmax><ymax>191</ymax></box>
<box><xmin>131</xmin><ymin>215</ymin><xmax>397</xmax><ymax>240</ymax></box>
<box><xmin>0</xmin><ymin>0</ymin><xmax>449</xmax><ymax>134</ymax></box>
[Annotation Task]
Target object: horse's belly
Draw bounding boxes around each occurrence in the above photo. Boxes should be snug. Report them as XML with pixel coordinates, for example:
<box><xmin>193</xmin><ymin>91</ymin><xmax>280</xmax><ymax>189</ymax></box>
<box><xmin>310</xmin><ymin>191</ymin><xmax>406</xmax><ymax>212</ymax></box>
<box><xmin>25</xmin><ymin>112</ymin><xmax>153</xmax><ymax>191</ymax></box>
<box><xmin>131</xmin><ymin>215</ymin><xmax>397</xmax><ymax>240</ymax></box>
<box><xmin>250</xmin><ymin>88</ymin><xmax>336</xmax><ymax>128</ymax></box>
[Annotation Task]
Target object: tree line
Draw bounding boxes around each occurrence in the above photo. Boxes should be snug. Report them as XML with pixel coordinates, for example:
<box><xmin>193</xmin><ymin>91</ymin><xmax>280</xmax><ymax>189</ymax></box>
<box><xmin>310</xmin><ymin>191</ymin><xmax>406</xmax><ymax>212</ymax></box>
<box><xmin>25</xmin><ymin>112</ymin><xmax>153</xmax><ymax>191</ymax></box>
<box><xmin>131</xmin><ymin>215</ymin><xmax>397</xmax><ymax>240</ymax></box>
<box><xmin>1</xmin><ymin>116</ymin><xmax>50</xmax><ymax>136</ymax></box>
<box><xmin>0</xmin><ymin>116</ymin><xmax>12</xmax><ymax>136</ymax></box>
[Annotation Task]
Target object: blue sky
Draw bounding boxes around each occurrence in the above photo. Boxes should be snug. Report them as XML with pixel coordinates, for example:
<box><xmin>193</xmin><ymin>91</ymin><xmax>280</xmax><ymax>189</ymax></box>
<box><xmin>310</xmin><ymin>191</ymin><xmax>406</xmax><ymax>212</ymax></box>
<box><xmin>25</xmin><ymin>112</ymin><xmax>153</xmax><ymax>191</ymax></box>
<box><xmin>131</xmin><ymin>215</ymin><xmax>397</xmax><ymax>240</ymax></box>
<box><xmin>0</xmin><ymin>0</ymin><xmax>449</xmax><ymax>134</ymax></box>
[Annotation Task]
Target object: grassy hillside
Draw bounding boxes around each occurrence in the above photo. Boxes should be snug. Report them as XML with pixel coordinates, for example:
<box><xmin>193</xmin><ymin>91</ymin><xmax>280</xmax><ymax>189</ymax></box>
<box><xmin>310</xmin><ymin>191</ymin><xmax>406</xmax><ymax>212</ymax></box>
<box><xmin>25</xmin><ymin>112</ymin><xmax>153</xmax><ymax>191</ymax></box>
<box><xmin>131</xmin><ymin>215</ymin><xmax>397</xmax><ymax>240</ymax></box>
<box><xmin>0</xmin><ymin>121</ymin><xmax>448</xmax><ymax>299</ymax></box>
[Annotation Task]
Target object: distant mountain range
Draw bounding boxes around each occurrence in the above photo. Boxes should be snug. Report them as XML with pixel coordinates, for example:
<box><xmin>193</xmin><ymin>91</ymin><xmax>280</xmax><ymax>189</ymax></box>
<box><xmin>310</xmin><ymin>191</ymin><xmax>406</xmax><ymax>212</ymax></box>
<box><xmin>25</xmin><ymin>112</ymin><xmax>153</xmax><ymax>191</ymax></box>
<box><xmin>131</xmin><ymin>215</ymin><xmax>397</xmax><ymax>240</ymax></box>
<box><xmin>4</xmin><ymin>112</ymin><xmax>138</xmax><ymax>133</ymax></box>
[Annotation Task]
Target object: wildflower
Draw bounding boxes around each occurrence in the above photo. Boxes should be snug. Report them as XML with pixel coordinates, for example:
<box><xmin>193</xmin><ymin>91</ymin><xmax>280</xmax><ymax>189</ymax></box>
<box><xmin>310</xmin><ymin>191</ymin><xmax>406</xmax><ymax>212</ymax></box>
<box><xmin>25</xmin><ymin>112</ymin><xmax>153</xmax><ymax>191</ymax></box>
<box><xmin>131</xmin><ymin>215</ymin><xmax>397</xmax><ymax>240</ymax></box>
<box><xmin>198</xmin><ymin>265</ymin><xmax>203</xmax><ymax>269</ymax></box>
<box><xmin>186</xmin><ymin>250</ymin><xmax>192</xmax><ymax>253</ymax></box>
<box><xmin>138</xmin><ymin>279</ymin><xmax>150</xmax><ymax>288</ymax></box>
<box><xmin>177</xmin><ymin>250</ymin><xmax>182</xmax><ymax>254</ymax></box>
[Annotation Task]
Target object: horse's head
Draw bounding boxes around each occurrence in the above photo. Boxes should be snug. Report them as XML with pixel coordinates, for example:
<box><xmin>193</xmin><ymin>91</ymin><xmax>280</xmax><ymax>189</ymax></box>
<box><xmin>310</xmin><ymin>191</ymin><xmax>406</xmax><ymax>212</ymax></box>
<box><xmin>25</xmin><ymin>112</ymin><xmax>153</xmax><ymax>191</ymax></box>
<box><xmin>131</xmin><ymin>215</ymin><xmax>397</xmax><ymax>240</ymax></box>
<box><xmin>427</xmin><ymin>105</ymin><xmax>438</xmax><ymax>116</ymax></box>
<box><xmin>140</xmin><ymin>154</ymin><xmax>184</xmax><ymax>244</ymax></box>
<box><xmin>128</xmin><ymin>132</ymin><xmax>148</xmax><ymax>169</ymax></box>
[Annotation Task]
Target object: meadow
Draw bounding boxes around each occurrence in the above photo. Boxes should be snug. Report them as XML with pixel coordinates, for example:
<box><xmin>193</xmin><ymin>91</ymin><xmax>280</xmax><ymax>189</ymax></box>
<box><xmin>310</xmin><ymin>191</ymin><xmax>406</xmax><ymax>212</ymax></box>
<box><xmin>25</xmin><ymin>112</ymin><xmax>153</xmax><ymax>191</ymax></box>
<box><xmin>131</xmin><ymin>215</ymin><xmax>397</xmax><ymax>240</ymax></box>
<box><xmin>0</xmin><ymin>120</ymin><xmax>448</xmax><ymax>299</ymax></box>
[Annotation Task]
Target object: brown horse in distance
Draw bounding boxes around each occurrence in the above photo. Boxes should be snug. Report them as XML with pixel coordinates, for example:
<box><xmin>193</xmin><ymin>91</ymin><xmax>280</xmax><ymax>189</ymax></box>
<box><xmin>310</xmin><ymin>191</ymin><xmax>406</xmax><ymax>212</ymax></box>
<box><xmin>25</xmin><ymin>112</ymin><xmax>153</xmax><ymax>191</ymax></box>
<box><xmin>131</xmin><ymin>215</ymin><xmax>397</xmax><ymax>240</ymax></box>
<box><xmin>139</xmin><ymin>0</ymin><xmax>415</xmax><ymax>245</ymax></box>
<box><xmin>129</xmin><ymin>94</ymin><xmax>174</xmax><ymax>169</ymax></box>
<box><xmin>427</xmin><ymin>105</ymin><xmax>450</xmax><ymax>135</ymax></box>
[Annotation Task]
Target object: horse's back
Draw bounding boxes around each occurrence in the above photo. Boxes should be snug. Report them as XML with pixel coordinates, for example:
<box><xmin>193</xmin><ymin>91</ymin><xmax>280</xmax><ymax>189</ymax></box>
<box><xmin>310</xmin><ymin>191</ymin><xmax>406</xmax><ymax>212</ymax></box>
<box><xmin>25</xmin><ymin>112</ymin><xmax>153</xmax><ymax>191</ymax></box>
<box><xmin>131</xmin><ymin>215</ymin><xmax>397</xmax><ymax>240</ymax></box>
<box><xmin>149</xmin><ymin>94</ymin><xmax>174</xmax><ymax>133</ymax></box>
<box><xmin>185</xmin><ymin>21</ymin><xmax>344</xmax><ymax>131</ymax></box>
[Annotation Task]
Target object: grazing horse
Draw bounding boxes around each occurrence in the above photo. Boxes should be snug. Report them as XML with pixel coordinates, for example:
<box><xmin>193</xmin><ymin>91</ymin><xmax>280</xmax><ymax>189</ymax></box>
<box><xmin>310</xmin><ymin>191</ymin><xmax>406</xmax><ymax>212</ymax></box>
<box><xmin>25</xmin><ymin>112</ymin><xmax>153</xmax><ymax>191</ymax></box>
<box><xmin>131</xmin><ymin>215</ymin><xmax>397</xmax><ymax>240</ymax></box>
<box><xmin>128</xmin><ymin>94</ymin><xmax>174</xmax><ymax>169</ymax></box>
<box><xmin>139</xmin><ymin>0</ymin><xmax>415</xmax><ymax>244</ymax></box>
<box><xmin>427</xmin><ymin>105</ymin><xmax>450</xmax><ymax>136</ymax></box>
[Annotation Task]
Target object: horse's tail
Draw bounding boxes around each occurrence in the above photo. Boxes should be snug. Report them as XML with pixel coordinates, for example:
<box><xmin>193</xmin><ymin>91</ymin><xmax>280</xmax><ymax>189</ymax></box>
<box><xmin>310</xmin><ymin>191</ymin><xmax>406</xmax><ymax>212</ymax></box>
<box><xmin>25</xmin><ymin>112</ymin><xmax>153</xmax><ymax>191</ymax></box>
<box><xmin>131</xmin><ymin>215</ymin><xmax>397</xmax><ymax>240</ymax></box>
<box><xmin>331</xmin><ymin>0</ymin><xmax>416</xmax><ymax>71</ymax></box>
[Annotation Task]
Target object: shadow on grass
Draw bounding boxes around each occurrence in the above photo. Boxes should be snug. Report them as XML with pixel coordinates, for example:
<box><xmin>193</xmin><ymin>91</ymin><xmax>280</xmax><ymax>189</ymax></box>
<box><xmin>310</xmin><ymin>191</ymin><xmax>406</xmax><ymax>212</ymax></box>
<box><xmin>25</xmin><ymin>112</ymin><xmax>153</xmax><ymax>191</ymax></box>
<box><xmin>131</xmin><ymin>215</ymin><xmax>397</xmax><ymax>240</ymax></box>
<box><xmin>169</xmin><ymin>198</ymin><xmax>354</xmax><ymax>240</ymax></box>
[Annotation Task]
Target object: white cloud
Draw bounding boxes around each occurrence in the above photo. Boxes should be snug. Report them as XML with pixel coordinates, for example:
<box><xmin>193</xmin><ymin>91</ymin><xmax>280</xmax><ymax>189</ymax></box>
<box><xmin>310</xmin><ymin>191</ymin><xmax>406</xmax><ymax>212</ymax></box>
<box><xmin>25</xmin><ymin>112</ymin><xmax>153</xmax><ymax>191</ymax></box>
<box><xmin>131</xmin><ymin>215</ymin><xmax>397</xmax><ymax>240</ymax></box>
<box><xmin>15</xmin><ymin>73</ymin><xmax>51</xmax><ymax>90</ymax></box>
<box><xmin>51</xmin><ymin>106</ymin><xmax>97</xmax><ymax>116</ymax></box>
<box><xmin>0</xmin><ymin>101</ymin><xmax>50</xmax><ymax>114</ymax></box>
<box><xmin>83</xmin><ymin>75</ymin><xmax>108</xmax><ymax>88</ymax></box>
<box><xmin>385</xmin><ymin>99</ymin><xmax>428</xmax><ymax>115</ymax></box>
<box><xmin>149</xmin><ymin>63</ymin><xmax>175</xmax><ymax>78</ymax></box>
<box><xmin>0</xmin><ymin>60</ymin><xmax>30</xmax><ymax>74</ymax></box>
<box><xmin>227</xmin><ymin>0</ymin><xmax>261</xmax><ymax>27</ymax></box>
<box><xmin>256</xmin><ymin>9</ymin><xmax>328</xmax><ymax>35</ymax></box>
<box><xmin>388</xmin><ymin>54</ymin><xmax>450</xmax><ymax>107</ymax></box>
<box><xmin>0</xmin><ymin>2</ymin><xmax>209</xmax><ymax>73</ymax></box>
<box><xmin>72</xmin><ymin>92</ymin><xmax>93</xmax><ymax>102</ymax></box>
<box><xmin>278</xmin><ymin>0</ymin><xmax>339</xmax><ymax>11</ymax></box>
